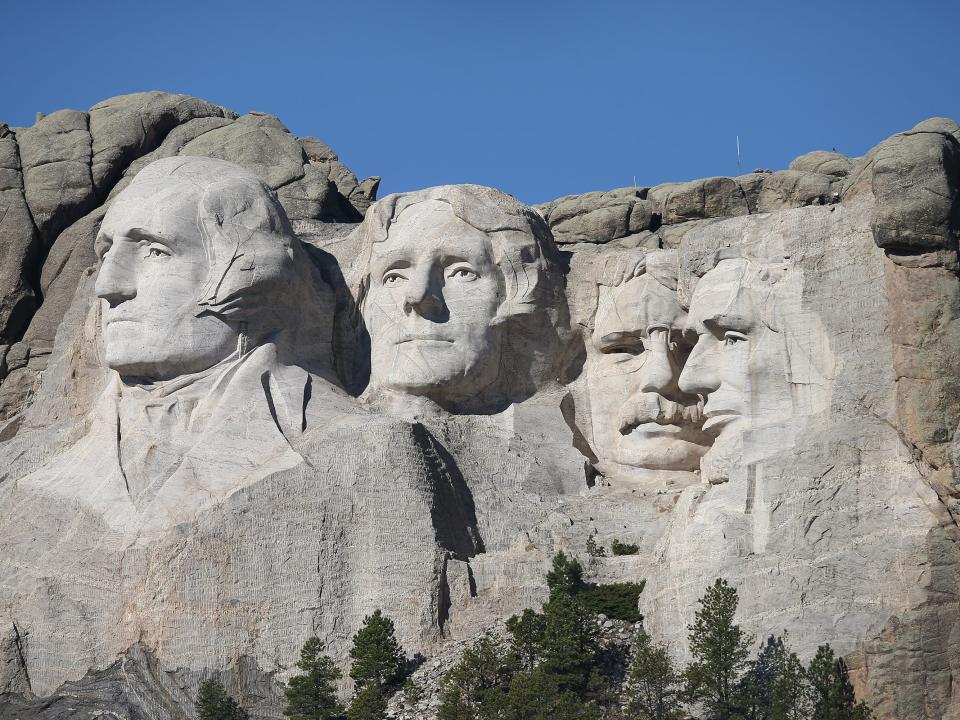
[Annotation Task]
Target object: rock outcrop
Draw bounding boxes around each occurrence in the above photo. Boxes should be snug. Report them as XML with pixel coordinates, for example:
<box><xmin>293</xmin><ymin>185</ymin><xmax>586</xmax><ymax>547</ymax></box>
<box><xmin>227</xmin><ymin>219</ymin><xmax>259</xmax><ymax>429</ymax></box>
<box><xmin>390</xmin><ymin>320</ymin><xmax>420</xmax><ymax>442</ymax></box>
<box><xmin>1</xmin><ymin>95</ymin><xmax>959</xmax><ymax>720</ymax></box>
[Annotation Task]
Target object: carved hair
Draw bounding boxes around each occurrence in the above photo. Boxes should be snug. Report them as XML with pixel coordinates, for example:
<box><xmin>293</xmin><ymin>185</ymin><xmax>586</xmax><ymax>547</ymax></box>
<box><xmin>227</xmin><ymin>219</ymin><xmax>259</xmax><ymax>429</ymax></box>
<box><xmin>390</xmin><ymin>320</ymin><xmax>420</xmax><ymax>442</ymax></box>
<box><xmin>349</xmin><ymin>184</ymin><xmax>564</xmax><ymax>323</ymax></box>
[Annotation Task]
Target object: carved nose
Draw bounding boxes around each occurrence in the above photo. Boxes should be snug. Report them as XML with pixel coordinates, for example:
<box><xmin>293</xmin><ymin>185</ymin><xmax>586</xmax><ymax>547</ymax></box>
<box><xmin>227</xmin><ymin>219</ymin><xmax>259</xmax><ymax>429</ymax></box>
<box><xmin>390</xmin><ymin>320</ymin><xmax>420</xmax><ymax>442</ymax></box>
<box><xmin>678</xmin><ymin>335</ymin><xmax>720</xmax><ymax>395</ymax></box>
<box><xmin>639</xmin><ymin>327</ymin><xmax>677</xmax><ymax>394</ymax></box>
<box><xmin>402</xmin><ymin>268</ymin><xmax>447</xmax><ymax>321</ymax></box>
<box><xmin>95</xmin><ymin>253</ymin><xmax>137</xmax><ymax>306</ymax></box>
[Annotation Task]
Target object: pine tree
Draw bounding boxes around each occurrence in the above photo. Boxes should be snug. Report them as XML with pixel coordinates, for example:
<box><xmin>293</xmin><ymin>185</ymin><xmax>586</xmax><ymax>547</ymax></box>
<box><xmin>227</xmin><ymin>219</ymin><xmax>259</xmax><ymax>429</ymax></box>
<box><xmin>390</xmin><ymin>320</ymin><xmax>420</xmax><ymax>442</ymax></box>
<box><xmin>197</xmin><ymin>678</ymin><xmax>249</xmax><ymax>720</ymax></box>
<box><xmin>546</xmin><ymin>551</ymin><xmax>584</xmax><ymax>598</ymax></box>
<box><xmin>506</xmin><ymin>608</ymin><xmax>545</xmax><ymax>672</ymax></box>
<box><xmin>623</xmin><ymin>633</ymin><xmax>684</xmax><ymax>720</ymax></box>
<box><xmin>283</xmin><ymin>637</ymin><xmax>345</xmax><ymax>720</ymax></box>
<box><xmin>805</xmin><ymin>645</ymin><xmax>873</xmax><ymax>720</ymax></box>
<box><xmin>683</xmin><ymin>578</ymin><xmax>754</xmax><ymax>720</ymax></box>
<box><xmin>437</xmin><ymin>634</ymin><xmax>512</xmax><ymax>720</ymax></box>
<box><xmin>349</xmin><ymin>610</ymin><xmax>406</xmax><ymax>691</ymax></box>
<box><xmin>737</xmin><ymin>634</ymin><xmax>808</xmax><ymax>720</ymax></box>
<box><xmin>505</xmin><ymin>668</ymin><xmax>601</xmax><ymax>720</ymax></box>
<box><xmin>539</xmin><ymin>592</ymin><xmax>601</xmax><ymax>698</ymax></box>
<box><xmin>346</xmin><ymin>685</ymin><xmax>387</xmax><ymax>720</ymax></box>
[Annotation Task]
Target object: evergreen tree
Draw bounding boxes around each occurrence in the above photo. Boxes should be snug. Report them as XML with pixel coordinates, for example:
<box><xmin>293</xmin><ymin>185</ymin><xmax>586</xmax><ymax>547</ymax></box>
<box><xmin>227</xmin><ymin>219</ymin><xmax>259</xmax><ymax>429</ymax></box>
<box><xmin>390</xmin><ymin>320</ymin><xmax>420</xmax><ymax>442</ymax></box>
<box><xmin>683</xmin><ymin>578</ymin><xmax>753</xmax><ymax>719</ymax></box>
<box><xmin>283</xmin><ymin>637</ymin><xmax>345</xmax><ymax>720</ymax></box>
<box><xmin>623</xmin><ymin>633</ymin><xmax>684</xmax><ymax>720</ymax></box>
<box><xmin>346</xmin><ymin>685</ymin><xmax>387</xmax><ymax>720</ymax></box>
<box><xmin>546</xmin><ymin>551</ymin><xmax>584</xmax><ymax>598</ymax></box>
<box><xmin>539</xmin><ymin>592</ymin><xmax>601</xmax><ymax>698</ymax></box>
<box><xmin>437</xmin><ymin>634</ymin><xmax>512</xmax><ymax>720</ymax></box>
<box><xmin>505</xmin><ymin>668</ymin><xmax>601</xmax><ymax>720</ymax></box>
<box><xmin>197</xmin><ymin>678</ymin><xmax>249</xmax><ymax>720</ymax></box>
<box><xmin>737</xmin><ymin>634</ymin><xmax>807</xmax><ymax>720</ymax></box>
<box><xmin>349</xmin><ymin>610</ymin><xmax>407</xmax><ymax>691</ymax></box>
<box><xmin>506</xmin><ymin>608</ymin><xmax>545</xmax><ymax>672</ymax></box>
<box><xmin>805</xmin><ymin>645</ymin><xmax>873</xmax><ymax>720</ymax></box>
<box><xmin>586</xmin><ymin>533</ymin><xmax>606</xmax><ymax>558</ymax></box>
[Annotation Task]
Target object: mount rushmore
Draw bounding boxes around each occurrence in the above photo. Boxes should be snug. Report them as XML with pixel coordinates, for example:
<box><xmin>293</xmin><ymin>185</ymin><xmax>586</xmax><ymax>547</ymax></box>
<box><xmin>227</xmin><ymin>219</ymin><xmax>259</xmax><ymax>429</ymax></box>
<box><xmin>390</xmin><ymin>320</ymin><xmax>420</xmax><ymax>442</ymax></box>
<box><xmin>0</xmin><ymin>92</ymin><xmax>959</xmax><ymax>719</ymax></box>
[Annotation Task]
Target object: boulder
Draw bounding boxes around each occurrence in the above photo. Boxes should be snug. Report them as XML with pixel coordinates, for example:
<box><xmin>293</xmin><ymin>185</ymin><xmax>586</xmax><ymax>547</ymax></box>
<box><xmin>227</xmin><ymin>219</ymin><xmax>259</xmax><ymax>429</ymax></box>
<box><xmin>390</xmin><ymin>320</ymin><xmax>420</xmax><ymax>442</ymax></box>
<box><xmin>88</xmin><ymin>91</ymin><xmax>235</xmax><ymax>194</ymax></box>
<box><xmin>17</xmin><ymin>109</ymin><xmax>97</xmax><ymax>245</ymax></box>
<box><xmin>535</xmin><ymin>187</ymin><xmax>654</xmax><ymax>244</ymax></box>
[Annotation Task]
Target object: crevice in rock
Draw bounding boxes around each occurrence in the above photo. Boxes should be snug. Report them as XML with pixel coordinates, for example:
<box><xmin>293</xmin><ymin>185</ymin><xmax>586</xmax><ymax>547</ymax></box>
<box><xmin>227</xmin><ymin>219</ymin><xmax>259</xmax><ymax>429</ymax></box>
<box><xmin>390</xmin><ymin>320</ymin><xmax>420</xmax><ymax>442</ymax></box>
<box><xmin>11</xmin><ymin>620</ymin><xmax>31</xmax><ymax>694</ymax></box>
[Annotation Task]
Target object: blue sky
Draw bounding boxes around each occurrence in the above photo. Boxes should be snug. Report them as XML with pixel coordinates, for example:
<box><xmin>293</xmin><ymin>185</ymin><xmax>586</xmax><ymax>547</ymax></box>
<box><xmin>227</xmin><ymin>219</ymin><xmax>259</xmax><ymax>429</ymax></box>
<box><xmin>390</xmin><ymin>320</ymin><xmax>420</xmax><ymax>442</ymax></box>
<box><xmin>3</xmin><ymin>1</ymin><xmax>958</xmax><ymax>204</ymax></box>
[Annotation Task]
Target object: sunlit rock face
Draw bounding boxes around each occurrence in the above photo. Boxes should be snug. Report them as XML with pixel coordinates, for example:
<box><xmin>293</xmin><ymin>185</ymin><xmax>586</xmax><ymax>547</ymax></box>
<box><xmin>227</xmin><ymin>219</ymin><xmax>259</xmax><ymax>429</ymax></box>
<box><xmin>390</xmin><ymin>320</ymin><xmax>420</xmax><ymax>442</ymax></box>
<box><xmin>0</xmin><ymin>96</ymin><xmax>958</xmax><ymax>720</ymax></box>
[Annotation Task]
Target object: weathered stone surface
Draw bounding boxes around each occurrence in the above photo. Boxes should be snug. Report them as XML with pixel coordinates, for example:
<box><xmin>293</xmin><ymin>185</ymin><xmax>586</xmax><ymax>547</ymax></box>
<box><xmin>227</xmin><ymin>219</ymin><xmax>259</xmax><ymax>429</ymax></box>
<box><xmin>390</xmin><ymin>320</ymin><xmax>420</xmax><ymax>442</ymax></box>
<box><xmin>17</xmin><ymin>109</ymin><xmax>96</xmax><ymax>245</ymax></box>
<box><xmin>648</xmin><ymin>176</ymin><xmax>749</xmax><ymax>224</ymax></box>
<box><xmin>88</xmin><ymin>91</ymin><xmax>236</xmax><ymax>194</ymax></box>
<box><xmin>755</xmin><ymin>169</ymin><xmax>838</xmax><ymax>211</ymax></box>
<box><xmin>535</xmin><ymin>187</ymin><xmax>654</xmax><ymax>244</ymax></box>
<box><xmin>866</xmin><ymin>120</ymin><xmax>960</xmax><ymax>252</ymax></box>
<box><xmin>0</xmin><ymin>129</ymin><xmax>39</xmax><ymax>345</ymax></box>
<box><xmin>789</xmin><ymin>149</ymin><xmax>853</xmax><ymax>178</ymax></box>
<box><xmin>0</xmin><ymin>103</ymin><xmax>959</xmax><ymax>720</ymax></box>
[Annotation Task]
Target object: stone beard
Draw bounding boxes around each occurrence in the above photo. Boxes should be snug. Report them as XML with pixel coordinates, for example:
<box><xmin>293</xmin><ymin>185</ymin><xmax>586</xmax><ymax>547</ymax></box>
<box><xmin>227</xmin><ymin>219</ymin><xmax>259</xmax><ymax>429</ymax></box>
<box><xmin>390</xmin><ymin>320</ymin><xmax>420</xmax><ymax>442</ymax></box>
<box><xmin>586</xmin><ymin>249</ymin><xmax>709</xmax><ymax>481</ymax></box>
<box><xmin>353</xmin><ymin>184</ymin><xmax>567</xmax><ymax>414</ymax></box>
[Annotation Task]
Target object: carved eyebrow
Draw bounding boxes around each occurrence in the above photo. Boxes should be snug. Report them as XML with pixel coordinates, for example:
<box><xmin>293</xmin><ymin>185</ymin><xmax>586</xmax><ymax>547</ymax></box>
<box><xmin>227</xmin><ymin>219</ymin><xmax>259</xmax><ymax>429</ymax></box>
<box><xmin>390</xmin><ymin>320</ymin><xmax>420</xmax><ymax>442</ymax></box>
<box><xmin>125</xmin><ymin>228</ymin><xmax>171</xmax><ymax>245</ymax></box>
<box><xmin>94</xmin><ymin>232</ymin><xmax>113</xmax><ymax>261</ymax></box>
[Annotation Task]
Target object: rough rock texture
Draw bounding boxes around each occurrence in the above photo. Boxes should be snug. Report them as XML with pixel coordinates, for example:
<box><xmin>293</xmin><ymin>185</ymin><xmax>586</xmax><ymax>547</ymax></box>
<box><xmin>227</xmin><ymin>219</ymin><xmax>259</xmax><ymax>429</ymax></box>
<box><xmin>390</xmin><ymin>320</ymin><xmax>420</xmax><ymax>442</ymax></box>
<box><xmin>1</xmin><ymin>98</ymin><xmax>959</xmax><ymax>720</ymax></box>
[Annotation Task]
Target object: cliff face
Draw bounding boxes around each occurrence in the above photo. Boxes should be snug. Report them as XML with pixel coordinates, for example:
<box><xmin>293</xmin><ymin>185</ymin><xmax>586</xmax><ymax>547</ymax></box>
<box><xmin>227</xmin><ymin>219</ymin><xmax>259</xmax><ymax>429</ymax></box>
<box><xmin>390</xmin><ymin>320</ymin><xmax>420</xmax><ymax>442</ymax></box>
<box><xmin>0</xmin><ymin>93</ymin><xmax>958</xmax><ymax>720</ymax></box>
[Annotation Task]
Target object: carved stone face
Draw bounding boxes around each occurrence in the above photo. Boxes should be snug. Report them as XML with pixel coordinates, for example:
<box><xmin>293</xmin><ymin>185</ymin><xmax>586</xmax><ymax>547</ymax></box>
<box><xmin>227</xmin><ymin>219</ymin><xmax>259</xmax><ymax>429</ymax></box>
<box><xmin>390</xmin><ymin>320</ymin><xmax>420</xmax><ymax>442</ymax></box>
<box><xmin>587</xmin><ymin>268</ymin><xmax>708</xmax><ymax>473</ymax></box>
<box><xmin>363</xmin><ymin>200</ymin><xmax>503</xmax><ymax>403</ymax></box>
<box><xmin>95</xmin><ymin>183</ymin><xmax>239</xmax><ymax>382</ymax></box>
<box><xmin>678</xmin><ymin>258</ymin><xmax>794</xmax><ymax>480</ymax></box>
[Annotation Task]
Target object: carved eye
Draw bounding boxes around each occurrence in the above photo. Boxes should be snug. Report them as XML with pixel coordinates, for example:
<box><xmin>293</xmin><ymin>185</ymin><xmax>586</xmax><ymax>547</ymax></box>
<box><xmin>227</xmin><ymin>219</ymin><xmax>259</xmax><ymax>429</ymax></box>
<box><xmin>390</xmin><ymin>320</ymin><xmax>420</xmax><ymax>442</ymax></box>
<box><xmin>601</xmin><ymin>339</ymin><xmax>644</xmax><ymax>356</ymax></box>
<box><xmin>448</xmin><ymin>267</ymin><xmax>478</xmax><ymax>282</ymax></box>
<box><xmin>146</xmin><ymin>245</ymin><xmax>170</xmax><ymax>259</ymax></box>
<box><xmin>723</xmin><ymin>331</ymin><xmax>747</xmax><ymax>347</ymax></box>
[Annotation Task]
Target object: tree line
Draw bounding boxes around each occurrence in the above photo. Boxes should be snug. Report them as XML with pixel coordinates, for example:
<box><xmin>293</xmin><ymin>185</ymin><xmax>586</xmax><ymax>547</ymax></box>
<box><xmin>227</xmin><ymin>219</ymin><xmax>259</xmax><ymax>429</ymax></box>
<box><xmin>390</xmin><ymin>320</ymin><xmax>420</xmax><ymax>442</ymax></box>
<box><xmin>195</xmin><ymin>552</ymin><xmax>872</xmax><ymax>720</ymax></box>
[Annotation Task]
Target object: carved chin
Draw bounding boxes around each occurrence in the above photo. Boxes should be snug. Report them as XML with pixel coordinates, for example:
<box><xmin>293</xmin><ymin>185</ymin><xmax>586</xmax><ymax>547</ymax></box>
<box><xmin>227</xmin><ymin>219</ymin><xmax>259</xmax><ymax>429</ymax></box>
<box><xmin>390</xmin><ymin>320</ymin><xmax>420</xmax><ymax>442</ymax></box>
<box><xmin>614</xmin><ymin>435</ymin><xmax>710</xmax><ymax>472</ymax></box>
<box><xmin>378</xmin><ymin>343</ymin><xmax>495</xmax><ymax>397</ymax></box>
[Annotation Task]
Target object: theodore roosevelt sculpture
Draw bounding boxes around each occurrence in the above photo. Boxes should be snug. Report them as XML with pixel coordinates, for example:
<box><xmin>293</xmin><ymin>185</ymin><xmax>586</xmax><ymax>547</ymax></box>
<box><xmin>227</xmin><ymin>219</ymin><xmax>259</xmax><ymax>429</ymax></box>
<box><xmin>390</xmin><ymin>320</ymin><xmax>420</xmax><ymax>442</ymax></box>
<box><xmin>586</xmin><ymin>248</ymin><xmax>709</xmax><ymax>484</ymax></box>
<box><xmin>350</xmin><ymin>184</ymin><xmax>570</xmax><ymax>414</ymax></box>
<box><xmin>20</xmin><ymin>156</ymin><xmax>345</xmax><ymax>533</ymax></box>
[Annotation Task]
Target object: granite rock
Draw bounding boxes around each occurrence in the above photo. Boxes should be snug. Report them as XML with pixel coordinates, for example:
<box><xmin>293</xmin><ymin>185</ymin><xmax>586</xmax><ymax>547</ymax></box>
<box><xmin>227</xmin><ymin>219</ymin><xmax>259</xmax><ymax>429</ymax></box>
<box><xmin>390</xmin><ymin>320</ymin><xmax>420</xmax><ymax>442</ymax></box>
<box><xmin>0</xmin><ymin>103</ymin><xmax>958</xmax><ymax>720</ymax></box>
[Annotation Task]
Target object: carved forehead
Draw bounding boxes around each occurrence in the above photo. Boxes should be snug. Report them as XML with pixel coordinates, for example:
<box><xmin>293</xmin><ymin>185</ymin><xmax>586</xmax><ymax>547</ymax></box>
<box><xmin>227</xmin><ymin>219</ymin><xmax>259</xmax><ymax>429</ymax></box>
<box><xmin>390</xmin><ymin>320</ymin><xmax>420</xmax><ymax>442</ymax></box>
<box><xmin>377</xmin><ymin>199</ymin><xmax>495</xmax><ymax>259</ymax></box>
<box><xmin>595</xmin><ymin>274</ymin><xmax>686</xmax><ymax>338</ymax></box>
<box><xmin>100</xmin><ymin>178</ymin><xmax>202</xmax><ymax>242</ymax></box>
<box><xmin>686</xmin><ymin>258</ymin><xmax>756</xmax><ymax>330</ymax></box>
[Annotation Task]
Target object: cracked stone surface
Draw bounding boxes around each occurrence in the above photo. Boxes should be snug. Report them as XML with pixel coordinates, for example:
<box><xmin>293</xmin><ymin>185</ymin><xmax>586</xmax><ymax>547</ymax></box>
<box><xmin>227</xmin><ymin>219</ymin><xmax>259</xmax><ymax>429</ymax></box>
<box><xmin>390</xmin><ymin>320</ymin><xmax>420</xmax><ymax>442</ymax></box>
<box><xmin>0</xmin><ymin>98</ymin><xmax>958</xmax><ymax>720</ymax></box>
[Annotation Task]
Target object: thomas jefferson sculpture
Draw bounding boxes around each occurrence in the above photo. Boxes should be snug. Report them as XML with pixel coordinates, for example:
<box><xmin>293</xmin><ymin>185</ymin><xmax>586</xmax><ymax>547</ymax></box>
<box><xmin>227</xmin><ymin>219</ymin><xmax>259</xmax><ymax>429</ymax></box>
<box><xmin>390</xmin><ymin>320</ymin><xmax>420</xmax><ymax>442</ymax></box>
<box><xmin>350</xmin><ymin>184</ymin><xmax>570</xmax><ymax>414</ymax></box>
